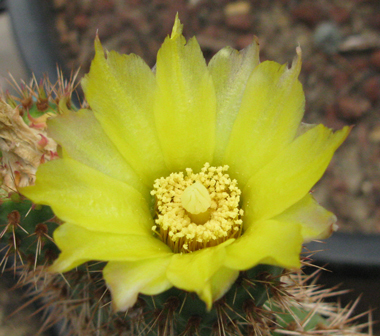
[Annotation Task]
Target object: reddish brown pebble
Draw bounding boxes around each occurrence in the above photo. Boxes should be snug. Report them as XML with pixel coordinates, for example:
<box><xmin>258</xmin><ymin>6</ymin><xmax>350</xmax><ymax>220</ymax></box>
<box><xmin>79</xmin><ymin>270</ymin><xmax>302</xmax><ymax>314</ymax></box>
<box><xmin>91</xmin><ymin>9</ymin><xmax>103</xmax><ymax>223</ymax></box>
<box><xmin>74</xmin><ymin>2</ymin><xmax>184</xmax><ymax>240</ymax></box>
<box><xmin>56</xmin><ymin>15</ymin><xmax>68</xmax><ymax>36</ymax></box>
<box><xmin>370</xmin><ymin>13</ymin><xmax>380</xmax><ymax>30</ymax></box>
<box><xmin>325</xmin><ymin>104</ymin><xmax>347</xmax><ymax>129</ymax></box>
<box><xmin>332</xmin><ymin>69</ymin><xmax>349</xmax><ymax>90</ymax></box>
<box><xmin>363</xmin><ymin>76</ymin><xmax>380</xmax><ymax>102</ymax></box>
<box><xmin>73</xmin><ymin>14</ymin><xmax>89</xmax><ymax>30</ymax></box>
<box><xmin>370</xmin><ymin>50</ymin><xmax>380</xmax><ymax>70</ymax></box>
<box><xmin>96</xmin><ymin>0</ymin><xmax>114</xmax><ymax>12</ymax></box>
<box><xmin>351</xmin><ymin>56</ymin><xmax>370</xmax><ymax>71</ymax></box>
<box><xmin>301</xmin><ymin>59</ymin><xmax>314</xmax><ymax>73</ymax></box>
<box><xmin>52</xmin><ymin>0</ymin><xmax>66</xmax><ymax>10</ymax></box>
<box><xmin>199</xmin><ymin>25</ymin><xmax>220</xmax><ymax>39</ymax></box>
<box><xmin>337</xmin><ymin>96</ymin><xmax>371</xmax><ymax>120</ymax></box>
<box><xmin>329</xmin><ymin>6</ymin><xmax>350</xmax><ymax>24</ymax></box>
<box><xmin>224</xmin><ymin>1</ymin><xmax>252</xmax><ymax>30</ymax></box>
<box><xmin>225</xmin><ymin>13</ymin><xmax>252</xmax><ymax>30</ymax></box>
<box><xmin>236</xmin><ymin>34</ymin><xmax>254</xmax><ymax>49</ymax></box>
<box><xmin>291</xmin><ymin>3</ymin><xmax>325</xmax><ymax>26</ymax></box>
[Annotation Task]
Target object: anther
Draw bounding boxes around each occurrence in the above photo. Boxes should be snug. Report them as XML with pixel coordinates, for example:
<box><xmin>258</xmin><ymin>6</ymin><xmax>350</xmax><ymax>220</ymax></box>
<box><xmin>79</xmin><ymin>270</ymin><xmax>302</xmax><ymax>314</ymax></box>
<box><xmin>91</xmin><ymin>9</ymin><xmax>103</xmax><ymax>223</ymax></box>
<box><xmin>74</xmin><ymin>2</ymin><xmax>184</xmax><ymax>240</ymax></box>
<box><xmin>151</xmin><ymin>163</ymin><xmax>243</xmax><ymax>253</ymax></box>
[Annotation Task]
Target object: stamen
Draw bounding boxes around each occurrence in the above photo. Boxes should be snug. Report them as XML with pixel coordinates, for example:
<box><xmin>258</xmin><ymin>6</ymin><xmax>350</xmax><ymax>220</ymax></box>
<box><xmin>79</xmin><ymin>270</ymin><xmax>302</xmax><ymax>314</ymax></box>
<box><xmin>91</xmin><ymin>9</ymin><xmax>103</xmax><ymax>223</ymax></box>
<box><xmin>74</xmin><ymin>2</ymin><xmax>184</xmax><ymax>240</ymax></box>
<box><xmin>151</xmin><ymin>163</ymin><xmax>244</xmax><ymax>253</ymax></box>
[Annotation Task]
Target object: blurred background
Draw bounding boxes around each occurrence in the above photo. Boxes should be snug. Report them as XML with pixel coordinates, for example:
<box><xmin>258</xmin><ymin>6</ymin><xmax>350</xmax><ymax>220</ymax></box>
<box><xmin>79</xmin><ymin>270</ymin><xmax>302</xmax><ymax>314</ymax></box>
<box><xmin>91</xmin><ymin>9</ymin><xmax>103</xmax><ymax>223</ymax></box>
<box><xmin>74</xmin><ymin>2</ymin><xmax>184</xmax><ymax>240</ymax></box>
<box><xmin>0</xmin><ymin>0</ymin><xmax>379</xmax><ymax>335</ymax></box>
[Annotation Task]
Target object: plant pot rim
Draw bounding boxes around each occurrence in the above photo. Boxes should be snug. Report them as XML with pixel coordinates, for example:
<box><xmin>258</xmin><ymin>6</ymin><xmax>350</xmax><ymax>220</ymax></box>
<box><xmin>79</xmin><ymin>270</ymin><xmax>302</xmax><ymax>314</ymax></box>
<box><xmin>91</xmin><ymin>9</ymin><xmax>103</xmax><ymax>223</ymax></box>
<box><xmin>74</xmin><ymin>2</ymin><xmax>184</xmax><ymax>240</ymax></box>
<box><xmin>8</xmin><ymin>0</ymin><xmax>65</xmax><ymax>82</ymax></box>
<box><xmin>306</xmin><ymin>231</ymin><xmax>380</xmax><ymax>271</ymax></box>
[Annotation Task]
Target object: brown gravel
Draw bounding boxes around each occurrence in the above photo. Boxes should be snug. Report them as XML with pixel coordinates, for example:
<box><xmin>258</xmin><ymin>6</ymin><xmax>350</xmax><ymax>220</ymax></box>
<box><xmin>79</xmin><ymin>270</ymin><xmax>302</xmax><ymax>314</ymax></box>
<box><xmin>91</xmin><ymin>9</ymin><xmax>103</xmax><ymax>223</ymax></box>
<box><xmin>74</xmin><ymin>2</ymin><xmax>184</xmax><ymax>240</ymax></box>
<box><xmin>47</xmin><ymin>0</ymin><xmax>380</xmax><ymax>234</ymax></box>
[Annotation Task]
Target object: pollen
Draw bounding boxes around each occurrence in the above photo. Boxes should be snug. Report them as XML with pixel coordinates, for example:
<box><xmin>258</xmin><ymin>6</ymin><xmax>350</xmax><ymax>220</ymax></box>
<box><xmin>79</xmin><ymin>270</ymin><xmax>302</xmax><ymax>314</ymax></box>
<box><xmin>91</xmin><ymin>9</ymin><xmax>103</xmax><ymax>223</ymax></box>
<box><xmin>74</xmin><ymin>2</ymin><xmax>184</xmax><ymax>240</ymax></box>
<box><xmin>150</xmin><ymin>163</ymin><xmax>244</xmax><ymax>253</ymax></box>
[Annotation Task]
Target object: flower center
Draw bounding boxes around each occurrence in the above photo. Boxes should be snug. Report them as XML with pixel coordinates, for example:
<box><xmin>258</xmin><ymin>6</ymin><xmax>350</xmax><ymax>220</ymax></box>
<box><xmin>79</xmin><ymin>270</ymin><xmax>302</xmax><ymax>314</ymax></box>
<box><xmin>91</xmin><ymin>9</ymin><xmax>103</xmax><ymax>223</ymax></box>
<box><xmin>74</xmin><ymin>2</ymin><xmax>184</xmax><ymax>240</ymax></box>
<box><xmin>151</xmin><ymin>163</ymin><xmax>244</xmax><ymax>253</ymax></box>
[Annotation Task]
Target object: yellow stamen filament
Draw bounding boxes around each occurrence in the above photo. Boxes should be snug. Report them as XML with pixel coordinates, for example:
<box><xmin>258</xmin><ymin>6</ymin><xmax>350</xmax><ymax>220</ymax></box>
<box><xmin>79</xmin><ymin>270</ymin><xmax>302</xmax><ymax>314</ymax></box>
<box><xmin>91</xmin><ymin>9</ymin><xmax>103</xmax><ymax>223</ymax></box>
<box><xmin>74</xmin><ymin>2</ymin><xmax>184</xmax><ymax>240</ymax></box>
<box><xmin>151</xmin><ymin>163</ymin><xmax>244</xmax><ymax>253</ymax></box>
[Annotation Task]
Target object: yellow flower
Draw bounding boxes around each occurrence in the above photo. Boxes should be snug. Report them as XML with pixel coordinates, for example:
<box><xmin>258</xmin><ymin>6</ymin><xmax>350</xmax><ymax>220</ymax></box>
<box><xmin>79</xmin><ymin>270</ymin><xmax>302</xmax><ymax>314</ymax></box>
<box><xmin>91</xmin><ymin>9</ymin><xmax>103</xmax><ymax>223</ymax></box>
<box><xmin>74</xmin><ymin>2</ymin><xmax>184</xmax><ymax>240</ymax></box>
<box><xmin>21</xmin><ymin>16</ymin><xmax>349</xmax><ymax>312</ymax></box>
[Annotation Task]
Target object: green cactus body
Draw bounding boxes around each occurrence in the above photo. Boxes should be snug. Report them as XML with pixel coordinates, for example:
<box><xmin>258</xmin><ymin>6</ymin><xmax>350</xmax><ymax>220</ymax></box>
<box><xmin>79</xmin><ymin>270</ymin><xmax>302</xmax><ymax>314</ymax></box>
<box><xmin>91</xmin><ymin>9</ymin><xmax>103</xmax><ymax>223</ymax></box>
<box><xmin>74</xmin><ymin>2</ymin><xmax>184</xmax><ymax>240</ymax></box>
<box><xmin>133</xmin><ymin>264</ymin><xmax>283</xmax><ymax>335</ymax></box>
<box><xmin>0</xmin><ymin>198</ymin><xmax>59</xmax><ymax>268</ymax></box>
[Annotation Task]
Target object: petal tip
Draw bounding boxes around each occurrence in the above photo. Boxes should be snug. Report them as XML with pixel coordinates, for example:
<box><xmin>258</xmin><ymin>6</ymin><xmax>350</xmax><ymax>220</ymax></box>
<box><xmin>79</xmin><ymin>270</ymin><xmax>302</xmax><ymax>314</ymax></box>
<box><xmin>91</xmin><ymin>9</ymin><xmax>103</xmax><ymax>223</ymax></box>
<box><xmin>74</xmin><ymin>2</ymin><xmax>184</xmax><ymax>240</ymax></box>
<box><xmin>320</xmin><ymin>213</ymin><xmax>339</xmax><ymax>240</ymax></box>
<box><xmin>109</xmin><ymin>293</ymin><xmax>135</xmax><ymax>313</ymax></box>
<box><xmin>48</xmin><ymin>258</ymin><xmax>67</xmax><ymax>273</ymax></box>
<box><xmin>171</xmin><ymin>13</ymin><xmax>183</xmax><ymax>39</ymax></box>
<box><xmin>290</xmin><ymin>45</ymin><xmax>302</xmax><ymax>76</ymax></box>
<box><xmin>335</xmin><ymin>124</ymin><xmax>352</xmax><ymax>147</ymax></box>
<box><xmin>199</xmin><ymin>288</ymin><xmax>213</xmax><ymax>311</ymax></box>
<box><xmin>253</xmin><ymin>35</ymin><xmax>260</xmax><ymax>46</ymax></box>
<box><xmin>94</xmin><ymin>36</ymin><xmax>106</xmax><ymax>60</ymax></box>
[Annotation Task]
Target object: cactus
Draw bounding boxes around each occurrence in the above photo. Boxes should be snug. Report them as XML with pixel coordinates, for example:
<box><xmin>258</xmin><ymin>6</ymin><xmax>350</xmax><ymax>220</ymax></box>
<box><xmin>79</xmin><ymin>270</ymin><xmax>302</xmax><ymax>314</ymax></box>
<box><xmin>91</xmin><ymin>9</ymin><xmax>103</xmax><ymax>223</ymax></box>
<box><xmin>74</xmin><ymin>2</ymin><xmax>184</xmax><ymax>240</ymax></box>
<box><xmin>18</xmin><ymin>258</ymin><xmax>368</xmax><ymax>336</ymax></box>
<box><xmin>0</xmin><ymin>74</ymin><xmax>78</xmax><ymax>278</ymax></box>
<box><xmin>0</xmin><ymin>197</ymin><xmax>59</xmax><ymax>271</ymax></box>
<box><xmin>0</xmin><ymin>63</ymin><xmax>370</xmax><ymax>336</ymax></box>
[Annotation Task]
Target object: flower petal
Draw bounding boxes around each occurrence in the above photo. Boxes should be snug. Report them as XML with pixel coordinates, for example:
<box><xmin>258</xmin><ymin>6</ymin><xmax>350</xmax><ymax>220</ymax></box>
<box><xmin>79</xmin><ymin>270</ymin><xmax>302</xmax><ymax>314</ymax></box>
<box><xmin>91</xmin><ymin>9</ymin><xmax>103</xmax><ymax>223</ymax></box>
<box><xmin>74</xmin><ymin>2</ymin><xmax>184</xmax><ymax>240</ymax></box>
<box><xmin>154</xmin><ymin>15</ymin><xmax>216</xmax><ymax>172</ymax></box>
<box><xmin>50</xmin><ymin>223</ymin><xmax>172</xmax><ymax>272</ymax></box>
<box><xmin>104</xmin><ymin>257</ymin><xmax>172</xmax><ymax>312</ymax></box>
<box><xmin>208</xmin><ymin>266</ymin><xmax>239</xmax><ymax>303</ymax></box>
<box><xmin>20</xmin><ymin>158</ymin><xmax>153</xmax><ymax>235</ymax></box>
<box><xmin>166</xmin><ymin>239</ymin><xmax>234</xmax><ymax>309</ymax></box>
<box><xmin>47</xmin><ymin>109</ymin><xmax>148</xmax><ymax>197</ymax></box>
<box><xmin>81</xmin><ymin>39</ymin><xmax>167</xmax><ymax>185</ymax></box>
<box><xmin>224</xmin><ymin>49</ymin><xmax>304</xmax><ymax>185</ymax></box>
<box><xmin>225</xmin><ymin>219</ymin><xmax>303</xmax><ymax>271</ymax></box>
<box><xmin>208</xmin><ymin>41</ymin><xmax>259</xmax><ymax>164</ymax></box>
<box><xmin>243</xmin><ymin>124</ymin><xmax>351</xmax><ymax>223</ymax></box>
<box><xmin>274</xmin><ymin>193</ymin><xmax>337</xmax><ymax>242</ymax></box>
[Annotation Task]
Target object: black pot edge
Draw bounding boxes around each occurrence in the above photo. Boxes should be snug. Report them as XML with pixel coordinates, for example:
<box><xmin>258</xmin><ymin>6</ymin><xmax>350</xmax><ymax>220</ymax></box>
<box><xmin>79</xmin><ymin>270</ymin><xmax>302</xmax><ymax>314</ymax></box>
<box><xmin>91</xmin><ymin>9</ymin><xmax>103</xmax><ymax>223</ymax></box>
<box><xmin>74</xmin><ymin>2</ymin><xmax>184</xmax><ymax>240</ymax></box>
<box><xmin>8</xmin><ymin>0</ymin><xmax>65</xmax><ymax>82</ymax></box>
<box><xmin>306</xmin><ymin>232</ymin><xmax>380</xmax><ymax>273</ymax></box>
<box><xmin>0</xmin><ymin>0</ymin><xmax>6</xmax><ymax>13</ymax></box>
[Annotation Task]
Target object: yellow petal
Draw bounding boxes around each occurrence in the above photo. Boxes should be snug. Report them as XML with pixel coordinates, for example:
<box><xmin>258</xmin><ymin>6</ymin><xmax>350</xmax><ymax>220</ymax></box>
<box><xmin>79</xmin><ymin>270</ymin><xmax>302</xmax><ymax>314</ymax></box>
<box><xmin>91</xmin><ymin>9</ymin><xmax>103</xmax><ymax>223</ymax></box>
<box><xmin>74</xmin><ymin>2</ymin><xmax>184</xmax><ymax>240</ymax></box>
<box><xmin>50</xmin><ymin>223</ymin><xmax>172</xmax><ymax>272</ymax></box>
<box><xmin>104</xmin><ymin>256</ymin><xmax>172</xmax><ymax>312</ymax></box>
<box><xmin>208</xmin><ymin>41</ymin><xmax>259</xmax><ymax>164</ymax></box>
<box><xmin>47</xmin><ymin>109</ymin><xmax>148</xmax><ymax>197</ymax></box>
<box><xmin>225</xmin><ymin>219</ymin><xmax>302</xmax><ymax>270</ymax></box>
<box><xmin>224</xmin><ymin>49</ymin><xmax>304</xmax><ymax>185</ymax></box>
<box><xmin>243</xmin><ymin>124</ymin><xmax>351</xmax><ymax>223</ymax></box>
<box><xmin>154</xmin><ymin>15</ymin><xmax>216</xmax><ymax>172</ymax></box>
<box><xmin>20</xmin><ymin>158</ymin><xmax>152</xmax><ymax>235</ymax></box>
<box><xmin>208</xmin><ymin>266</ymin><xmax>239</xmax><ymax>303</ymax></box>
<box><xmin>81</xmin><ymin>39</ymin><xmax>167</xmax><ymax>185</ymax></box>
<box><xmin>274</xmin><ymin>193</ymin><xmax>337</xmax><ymax>242</ymax></box>
<box><xmin>166</xmin><ymin>239</ymin><xmax>234</xmax><ymax>310</ymax></box>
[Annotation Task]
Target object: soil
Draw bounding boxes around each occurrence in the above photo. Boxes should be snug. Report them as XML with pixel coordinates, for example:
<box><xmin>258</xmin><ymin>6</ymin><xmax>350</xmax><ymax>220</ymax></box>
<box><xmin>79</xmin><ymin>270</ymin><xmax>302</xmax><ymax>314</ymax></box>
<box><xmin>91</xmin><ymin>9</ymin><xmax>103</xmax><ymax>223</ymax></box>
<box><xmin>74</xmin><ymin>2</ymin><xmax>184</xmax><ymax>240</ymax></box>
<box><xmin>48</xmin><ymin>0</ymin><xmax>380</xmax><ymax>234</ymax></box>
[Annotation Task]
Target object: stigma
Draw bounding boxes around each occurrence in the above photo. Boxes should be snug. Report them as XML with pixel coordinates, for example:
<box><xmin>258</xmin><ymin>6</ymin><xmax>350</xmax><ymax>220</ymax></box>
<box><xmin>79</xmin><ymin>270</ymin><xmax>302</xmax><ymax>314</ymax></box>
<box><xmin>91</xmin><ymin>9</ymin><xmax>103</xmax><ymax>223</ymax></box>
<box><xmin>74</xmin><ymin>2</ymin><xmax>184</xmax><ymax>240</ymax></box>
<box><xmin>151</xmin><ymin>163</ymin><xmax>243</xmax><ymax>253</ymax></box>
